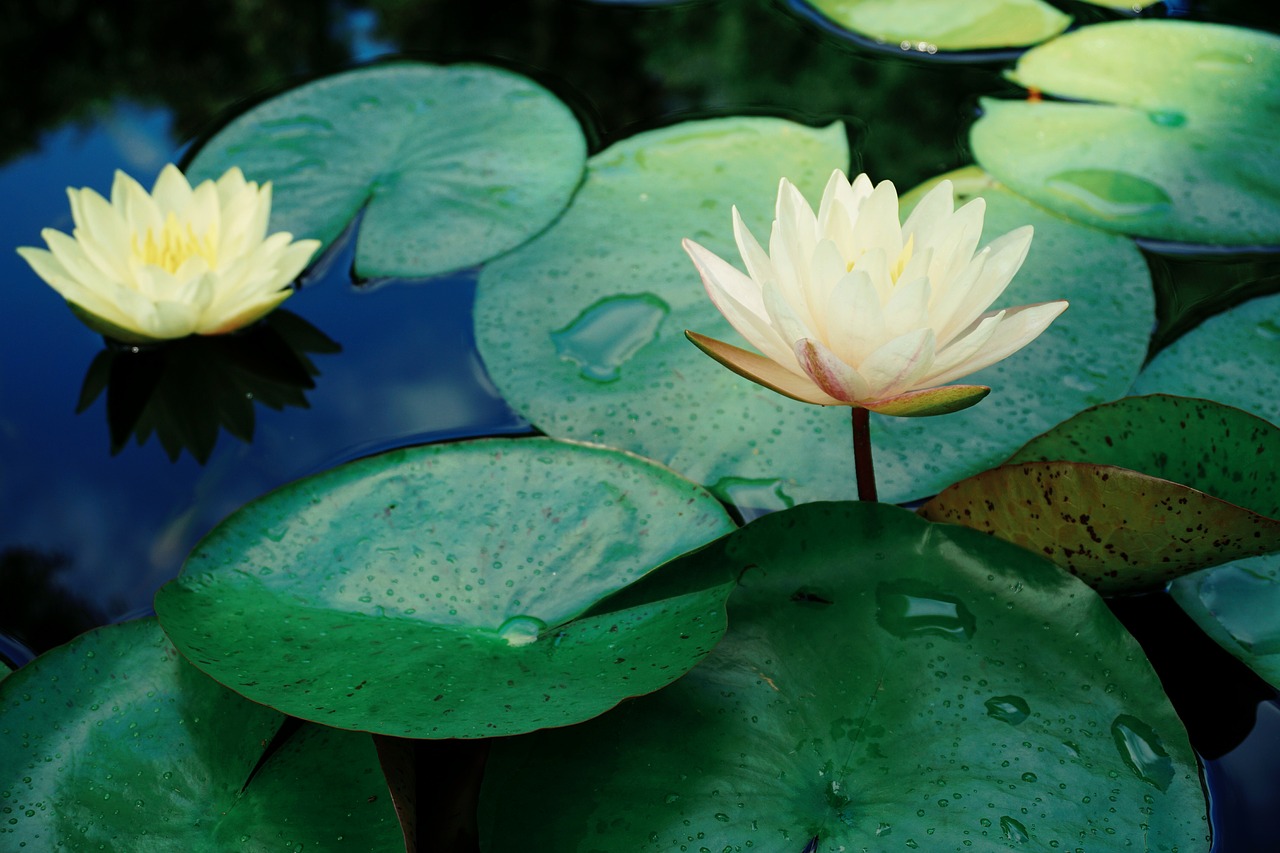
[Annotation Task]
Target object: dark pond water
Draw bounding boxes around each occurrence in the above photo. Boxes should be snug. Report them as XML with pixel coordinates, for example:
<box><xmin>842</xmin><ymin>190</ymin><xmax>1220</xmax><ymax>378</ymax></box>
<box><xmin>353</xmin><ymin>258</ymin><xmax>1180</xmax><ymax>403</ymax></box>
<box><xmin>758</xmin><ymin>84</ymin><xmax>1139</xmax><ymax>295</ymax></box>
<box><xmin>1</xmin><ymin>1</ymin><xmax>1278</xmax><ymax>848</ymax></box>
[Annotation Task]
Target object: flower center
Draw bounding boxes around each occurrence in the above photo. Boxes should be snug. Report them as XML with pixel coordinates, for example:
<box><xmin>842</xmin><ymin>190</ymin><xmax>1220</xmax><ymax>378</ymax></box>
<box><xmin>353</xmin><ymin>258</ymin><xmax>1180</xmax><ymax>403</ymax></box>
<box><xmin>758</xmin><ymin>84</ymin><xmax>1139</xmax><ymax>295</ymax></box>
<box><xmin>845</xmin><ymin>234</ymin><xmax>915</xmax><ymax>284</ymax></box>
<box><xmin>132</xmin><ymin>213</ymin><xmax>219</xmax><ymax>274</ymax></box>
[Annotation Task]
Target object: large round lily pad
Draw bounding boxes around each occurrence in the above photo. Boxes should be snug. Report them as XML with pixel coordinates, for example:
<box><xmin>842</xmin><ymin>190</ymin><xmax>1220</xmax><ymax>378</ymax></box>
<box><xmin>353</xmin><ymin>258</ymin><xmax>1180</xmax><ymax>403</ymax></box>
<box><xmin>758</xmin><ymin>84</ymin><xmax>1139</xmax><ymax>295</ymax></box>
<box><xmin>921</xmin><ymin>394</ymin><xmax>1280</xmax><ymax>592</ymax></box>
<box><xmin>187</xmin><ymin>62</ymin><xmax>587</xmax><ymax>278</ymax></box>
<box><xmin>971</xmin><ymin>21</ymin><xmax>1280</xmax><ymax>245</ymax></box>
<box><xmin>480</xmin><ymin>502</ymin><xmax>1208</xmax><ymax>851</ymax></box>
<box><xmin>475</xmin><ymin>116</ymin><xmax>856</xmax><ymax>509</ymax></box>
<box><xmin>476</xmin><ymin>136</ymin><xmax>1150</xmax><ymax>506</ymax></box>
<box><xmin>798</xmin><ymin>0</ymin><xmax>1070</xmax><ymax>52</ymax></box>
<box><xmin>155</xmin><ymin>438</ymin><xmax>736</xmax><ymax>738</ymax></box>
<box><xmin>1133</xmin><ymin>290</ymin><xmax>1280</xmax><ymax>425</ymax></box>
<box><xmin>0</xmin><ymin>618</ymin><xmax>402</xmax><ymax>852</ymax></box>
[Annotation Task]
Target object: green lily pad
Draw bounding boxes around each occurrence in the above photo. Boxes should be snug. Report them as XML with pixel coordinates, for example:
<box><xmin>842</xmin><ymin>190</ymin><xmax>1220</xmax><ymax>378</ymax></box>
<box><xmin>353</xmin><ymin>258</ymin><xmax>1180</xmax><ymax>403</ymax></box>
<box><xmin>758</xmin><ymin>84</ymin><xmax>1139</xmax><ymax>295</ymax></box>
<box><xmin>155</xmin><ymin>438</ymin><xmax>736</xmax><ymax>738</ymax></box>
<box><xmin>475</xmin><ymin>117</ymin><xmax>858</xmax><ymax>508</ymax></box>
<box><xmin>187</xmin><ymin>62</ymin><xmax>586</xmax><ymax>278</ymax></box>
<box><xmin>476</xmin><ymin>139</ymin><xmax>1149</xmax><ymax>506</ymax></box>
<box><xmin>480</xmin><ymin>502</ymin><xmax>1207</xmax><ymax>851</ymax></box>
<box><xmin>800</xmin><ymin>0</ymin><xmax>1070</xmax><ymax>52</ymax></box>
<box><xmin>0</xmin><ymin>618</ymin><xmax>402</xmax><ymax>852</ymax></box>
<box><xmin>1170</xmin><ymin>553</ymin><xmax>1280</xmax><ymax>691</ymax></box>
<box><xmin>970</xmin><ymin>21</ymin><xmax>1280</xmax><ymax>245</ymax></box>
<box><xmin>920</xmin><ymin>394</ymin><xmax>1280</xmax><ymax>592</ymax></box>
<box><xmin>1133</xmin><ymin>290</ymin><xmax>1280</xmax><ymax>426</ymax></box>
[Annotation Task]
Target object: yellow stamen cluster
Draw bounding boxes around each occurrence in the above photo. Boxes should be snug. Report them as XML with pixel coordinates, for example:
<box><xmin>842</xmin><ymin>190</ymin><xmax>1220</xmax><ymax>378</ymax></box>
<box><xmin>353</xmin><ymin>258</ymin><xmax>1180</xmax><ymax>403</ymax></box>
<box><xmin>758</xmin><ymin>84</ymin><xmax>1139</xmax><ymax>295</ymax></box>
<box><xmin>132</xmin><ymin>213</ymin><xmax>219</xmax><ymax>273</ymax></box>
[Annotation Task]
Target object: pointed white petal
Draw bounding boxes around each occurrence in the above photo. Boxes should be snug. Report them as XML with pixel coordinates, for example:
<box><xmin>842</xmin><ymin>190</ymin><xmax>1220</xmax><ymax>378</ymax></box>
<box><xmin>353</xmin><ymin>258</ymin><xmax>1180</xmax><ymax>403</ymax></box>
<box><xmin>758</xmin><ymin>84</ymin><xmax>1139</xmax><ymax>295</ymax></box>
<box><xmin>923</xmin><ymin>301</ymin><xmax>1068</xmax><ymax>386</ymax></box>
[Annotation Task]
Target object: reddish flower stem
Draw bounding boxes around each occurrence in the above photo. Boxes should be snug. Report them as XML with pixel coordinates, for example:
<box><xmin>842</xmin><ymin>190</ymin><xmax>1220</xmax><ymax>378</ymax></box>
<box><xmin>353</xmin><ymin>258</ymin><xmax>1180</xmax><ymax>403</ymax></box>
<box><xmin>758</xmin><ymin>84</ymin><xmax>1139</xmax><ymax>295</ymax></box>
<box><xmin>851</xmin><ymin>406</ymin><xmax>878</xmax><ymax>502</ymax></box>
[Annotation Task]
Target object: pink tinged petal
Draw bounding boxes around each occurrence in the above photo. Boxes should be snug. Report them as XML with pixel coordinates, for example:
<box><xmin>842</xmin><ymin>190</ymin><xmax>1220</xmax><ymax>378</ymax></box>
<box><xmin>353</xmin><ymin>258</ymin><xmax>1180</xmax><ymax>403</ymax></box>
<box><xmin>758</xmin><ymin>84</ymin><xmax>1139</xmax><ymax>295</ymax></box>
<box><xmin>923</xmin><ymin>300</ymin><xmax>1069</xmax><ymax>387</ymax></box>
<box><xmin>901</xmin><ymin>179</ymin><xmax>955</xmax><ymax>246</ymax></box>
<box><xmin>794</xmin><ymin>337</ymin><xmax>871</xmax><ymax>403</ymax></box>
<box><xmin>881</xmin><ymin>274</ymin><xmax>931</xmax><ymax>337</ymax></box>
<box><xmin>683</xmin><ymin>239</ymin><xmax>797</xmax><ymax>368</ymax></box>
<box><xmin>731</xmin><ymin>206</ymin><xmax>774</xmax><ymax>287</ymax></box>
<box><xmin>825</xmin><ymin>269</ymin><xmax>888</xmax><ymax>367</ymax></box>
<box><xmin>685</xmin><ymin>331</ymin><xmax>845</xmax><ymax>406</ymax></box>
<box><xmin>857</xmin><ymin>327</ymin><xmax>937</xmax><ymax>399</ymax></box>
<box><xmin>150</xmin><ymin>164</ymin><xmax>194</xmax><ymax>216</ymax></box>
<box><xmin>848</xmin><ymin>179</ymin><xmax>902</xmax><ymax>262</ymax></box>
<box><xmin>862</xmin><ymin>384</ymin><xmax>990</xmax><ymax>417</ymax></box>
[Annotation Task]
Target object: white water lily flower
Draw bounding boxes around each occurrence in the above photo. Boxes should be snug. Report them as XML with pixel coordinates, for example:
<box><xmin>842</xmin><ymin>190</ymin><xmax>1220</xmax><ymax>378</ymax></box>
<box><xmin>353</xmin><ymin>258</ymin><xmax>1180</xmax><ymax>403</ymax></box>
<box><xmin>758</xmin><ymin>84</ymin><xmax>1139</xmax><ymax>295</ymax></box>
<box><xmin>683</xmin><ymin>170</ymin><xmax>1068</xmax><ymax>417</ymax></box>
<box><xmin>18</xmin><ymin>164</ymin><xmax>320</xmax><ymax>343</ymax></box>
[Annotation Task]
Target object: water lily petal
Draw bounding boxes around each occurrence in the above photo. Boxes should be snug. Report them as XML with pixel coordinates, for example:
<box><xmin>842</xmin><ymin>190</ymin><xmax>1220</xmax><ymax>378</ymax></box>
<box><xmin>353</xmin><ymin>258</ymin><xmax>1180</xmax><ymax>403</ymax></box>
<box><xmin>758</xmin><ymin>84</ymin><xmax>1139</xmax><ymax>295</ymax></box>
<box><xmin>795</xmin><ymin>337</ymin><xmax>870</xmax><ymax>403</ymax></box>
<box><xmin>925</xmin><ymin>196</ymin><xmax>986</xmax><ymax>287</ymax></box>
<box><xmin>863</xmin><ymin>383</ymin><xmax>990</xmax><ymax>417</ymax></box>
<box><xmin>826</xmin><ymin>269</ymin><xmax>887</xmax><ymax>368</ymax></box>
<box><xmin>806</xmin><ymin>238</ymin><xmax>847</xmax><ymax>339</ymax></box>
<box><xmin>151</xmin><ymin>164</ymin><xmax>194</xmax><ymax>215</ymax></box>
<box><xmin>683</xmin><ymin>238</ymin><xmax>797</xmax><ymax>368</ymax></box>
<box><xmin>858</xmin><ymin>327</ymin><xmax>936</xmax><ymax>399</ymax></box>
<box><xmin>18</xmin><ymin>164</ymin><xmax>315</xmax><ymax>341</ymax></box>
<box><xmin>686</xmin><ymin>331</ymin><xmax>843</xmax><ymax>405</ymax></box>
<box><xmin>901</xmin><ymin>179</ymin><xmax>954</xmax><ymax>247</ymax></box>
<box><xmin>924</xmin><ymin>300</ymin><xmax>1069</xmax><ymax>387</ymax></box>
<box><xmin>849</xmin><ymin>179</ymin><xmax>902</xmax><ymax>263</ymax></box>
<box><xmin>936</xmin><ymin>225</ymin><xmax>1034</xmax><ymax>345</ymax></box>
<box><xmin>731</xmin><ymin>206</ymin><xmax>775</xmax><ymax>289</ymax></box>
<box><xmin>882</xmin><ymin>274</ymin><xmax>931</xmax><ymax>337</ymax></box>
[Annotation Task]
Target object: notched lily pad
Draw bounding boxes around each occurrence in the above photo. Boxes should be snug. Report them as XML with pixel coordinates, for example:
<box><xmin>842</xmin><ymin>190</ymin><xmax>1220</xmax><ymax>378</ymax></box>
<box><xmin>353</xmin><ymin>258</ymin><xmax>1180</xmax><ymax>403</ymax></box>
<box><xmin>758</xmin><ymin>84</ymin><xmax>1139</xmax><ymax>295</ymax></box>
<box><xmin>155</xmin><ymin>438</ymin><xmax>736</xmax><ymax>738</ymax></box>
<box><xmin>971</xmin><ymin>21</ymin><xmax>1280</xmax><ymax>245</ymax></box>
<box><xmin>797</xmin><ymin>0</ymin><xmax>1070</xmax><ymax>52</ymax></box>
<box><xmin>188</xmin><ymin>62</ymin><xmax>587</xmax><ymax>278</ymax></box>
<box><xmin>0</xmin><ymin>618</ymin><xmax>402</xmax><ymax>852</ymax></box>
<box><xmin>920</xmin><ymin>395</ymin><xmax>1280</xmax><ymax>592</ymax></box>
<box><xmin>480</xmin><ymin>502</ymin><xmax>1207</xmax><ymax>851</ymax></box>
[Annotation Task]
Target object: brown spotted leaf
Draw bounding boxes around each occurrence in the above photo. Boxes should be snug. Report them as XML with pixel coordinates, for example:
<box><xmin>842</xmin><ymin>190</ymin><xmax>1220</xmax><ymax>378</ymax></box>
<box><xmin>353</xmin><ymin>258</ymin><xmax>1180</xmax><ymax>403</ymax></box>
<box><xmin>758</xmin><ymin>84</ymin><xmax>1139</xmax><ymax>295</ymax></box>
<box><xmin>919</xmin><ymin>395</ymin><xmax>1280</xmax><ymax>593</ymax></box>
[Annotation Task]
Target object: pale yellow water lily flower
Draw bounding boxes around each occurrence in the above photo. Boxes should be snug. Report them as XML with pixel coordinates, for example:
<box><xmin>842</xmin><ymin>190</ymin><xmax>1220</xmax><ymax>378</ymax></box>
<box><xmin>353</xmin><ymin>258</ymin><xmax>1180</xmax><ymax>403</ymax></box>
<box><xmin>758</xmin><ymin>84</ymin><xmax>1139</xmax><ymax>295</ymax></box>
<box><xmin>684</xmin><ymin>170</ymin><xmax>1068</xmax><ymax>417</ymax></box>
<box><xmin>18</xmin><ymin>165</ymin><xmax>320</xmax><ymax>343</ymax></box>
